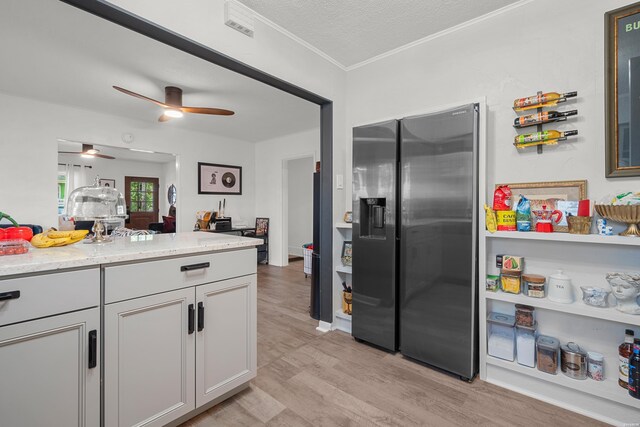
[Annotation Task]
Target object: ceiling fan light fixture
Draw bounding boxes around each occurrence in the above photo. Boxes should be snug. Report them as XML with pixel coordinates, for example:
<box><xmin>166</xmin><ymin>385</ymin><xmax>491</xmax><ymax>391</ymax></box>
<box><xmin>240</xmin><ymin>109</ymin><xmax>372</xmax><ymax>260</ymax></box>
<box><xmin>85</xmin><ymin>148</ymin><xmax>99</xmax><ymax>155</ymax></box>
<box><xmin>81</xmin><ymin>154</ymin><xmax>95</xmax><ymax>159</ymax></box>
<box><xmin>164</xmin><ymin>108</ymin><xmax>183</xmax><ymax>118</ymax></box>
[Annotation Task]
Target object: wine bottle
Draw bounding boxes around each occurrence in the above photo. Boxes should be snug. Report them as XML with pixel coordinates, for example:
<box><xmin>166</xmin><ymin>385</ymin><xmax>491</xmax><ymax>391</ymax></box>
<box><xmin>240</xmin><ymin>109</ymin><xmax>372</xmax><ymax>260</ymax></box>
<box><xmin>513</xmin><ymin>91</ymin><xmax>577</xmax><ymax>111</ymax></box>
<box><xmin>514</xmin><ymin>130</ymin><xmax>578</xmax><ymax>147</ymax></box>
<box><xmin>513</xmin><ymin>110</ymin><xmax>577</xmax><ymax>128</ymax></box>
<box><xmin>629</xmin><ymin>338</ymin><xmax>640</xmax><ymax>399</ymax></box>
<box><xmin>620</xmin><ymin>329</ymin><xmax>635</xmax><ymax>389</ymax></box>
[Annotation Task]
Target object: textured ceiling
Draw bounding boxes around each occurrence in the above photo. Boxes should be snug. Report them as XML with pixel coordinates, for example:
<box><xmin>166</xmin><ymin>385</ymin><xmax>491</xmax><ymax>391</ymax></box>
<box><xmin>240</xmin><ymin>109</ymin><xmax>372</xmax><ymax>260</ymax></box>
<box><xmin>237</xmin><ymin>0</ymin><xmax>521</xmax><ymax>67</ymax></box>
<box><xmin>0</xmin><ymin>0</ymin><xmax>319</xmax><ymax>143</ymax></box>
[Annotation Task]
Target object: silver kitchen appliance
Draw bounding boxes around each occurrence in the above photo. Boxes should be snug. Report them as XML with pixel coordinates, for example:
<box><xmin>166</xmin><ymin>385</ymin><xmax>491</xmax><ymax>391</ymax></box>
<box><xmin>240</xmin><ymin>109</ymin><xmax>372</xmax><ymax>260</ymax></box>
<box><xmin>352</xmin><ymin>104</ymin><xmax>479</xmax><ymax>380</ymax></box>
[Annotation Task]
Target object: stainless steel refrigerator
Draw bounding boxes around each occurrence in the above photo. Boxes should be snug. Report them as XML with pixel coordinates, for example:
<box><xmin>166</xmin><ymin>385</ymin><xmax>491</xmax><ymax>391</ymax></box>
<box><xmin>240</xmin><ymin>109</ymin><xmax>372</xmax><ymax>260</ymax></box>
<box><xmin>352</xmin><ymin>104</ymin><xmax>479</xmax><ymax>380</ymax></box>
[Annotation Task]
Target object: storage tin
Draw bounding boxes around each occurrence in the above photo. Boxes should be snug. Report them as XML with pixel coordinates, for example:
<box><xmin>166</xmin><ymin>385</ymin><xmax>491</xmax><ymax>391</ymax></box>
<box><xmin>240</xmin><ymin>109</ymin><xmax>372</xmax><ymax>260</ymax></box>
<box><xmin>536</xmin><ymin>335</ymin><xmax>559</xmax><ymax>375</ymax></box>
<box><xmin>523</xmin><ymin>274</ymin><xmax>546</xmax><ymax>298</ymax></box>
<box><xmin>561</xmin><ymin>342</ymin><xmax>588</xmax><ymax>380</ymax></box>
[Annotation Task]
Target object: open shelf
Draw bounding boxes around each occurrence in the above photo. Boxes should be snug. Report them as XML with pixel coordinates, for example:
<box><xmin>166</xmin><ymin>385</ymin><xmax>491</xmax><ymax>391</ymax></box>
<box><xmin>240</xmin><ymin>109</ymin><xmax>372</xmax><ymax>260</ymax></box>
<box><xmin>485</xmin><ymin>291</ymin><xmax>640</xmax><ymax>326</ymax></box>
<box><xmin>336</xmin><ymin>265</ymin><xmax>352</xmax><ymax>274</ymax></box>
<box><xmin>486</xmin><ymin>356</ymin><xmax>640</xmax><ymax>410</ymax></box>
<box><xmin>334</xmin><ymin>309</ymin><xmax>352</xmax><ymax>334</ymax></box>
<box><xmin>485</xmin><ymin>230</ymin><xmax>640</xmax><ymax>246</ymax></box>
<box><xmin>336</xmin><ymin>222</ymin><xmax>352</xmax><ymax>229</ymax></box>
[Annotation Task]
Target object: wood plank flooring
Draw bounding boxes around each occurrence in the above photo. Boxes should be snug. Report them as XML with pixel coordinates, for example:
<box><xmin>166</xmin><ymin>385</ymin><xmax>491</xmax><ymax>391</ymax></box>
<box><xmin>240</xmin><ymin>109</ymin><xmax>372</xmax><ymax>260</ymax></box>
<box><xmin>181</xmin><ymin>261</ymin><xmax>605</xmax><ymax>427</ymax></box>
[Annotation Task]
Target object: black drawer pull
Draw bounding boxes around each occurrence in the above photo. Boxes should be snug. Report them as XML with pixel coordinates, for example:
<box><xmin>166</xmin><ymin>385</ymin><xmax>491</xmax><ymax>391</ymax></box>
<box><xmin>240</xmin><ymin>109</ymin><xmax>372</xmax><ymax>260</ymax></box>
<box><xmin>0</xmin><ymin>290</ymin><xmax>20</xmax><ymax>301</ymax></box>
<box><xmin>88</xmin><ymin>330</ymin><xmax>97</xmax><ymax>369</ymax></box>
<box><xmin>188</xmin><ymin>304</ymin><xmax>195</xmax><ymax>334</ymax></box>
<box><xmin>197</xmin><ymin>302</ymin><xmax>204</xmax><ymax>332</ymax></box>
<box><xmin>180</xmin><ymin>262</ymin><xmax>210</xmax><ymax>272</ymax></box>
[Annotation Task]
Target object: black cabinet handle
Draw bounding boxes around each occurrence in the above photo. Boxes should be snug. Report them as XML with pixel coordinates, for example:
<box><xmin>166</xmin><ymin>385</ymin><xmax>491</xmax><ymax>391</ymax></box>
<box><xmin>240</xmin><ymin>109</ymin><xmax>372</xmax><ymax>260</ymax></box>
<box><xmin>188</xmin><ymin>304</ymin><xmax>195</xmax><ymax>334</ymax></box>
<box><xmin>88</xmin><ymin>330</ymin><xmax>97</xmax><ymax>369</ymax></box>
<box><xmin>180</xmin><ymin>262</ymin><xmax>210</xmax><ymax>272</ymax></box>
<box><xmin>197</xmin><ymin>302</ymin><xmax>204</xmax><ymax>332</ymax></box>
<box><xmin>0</xmin><ymin>290</ymin><xmax>20</xmax><ymax>301</ymax></box>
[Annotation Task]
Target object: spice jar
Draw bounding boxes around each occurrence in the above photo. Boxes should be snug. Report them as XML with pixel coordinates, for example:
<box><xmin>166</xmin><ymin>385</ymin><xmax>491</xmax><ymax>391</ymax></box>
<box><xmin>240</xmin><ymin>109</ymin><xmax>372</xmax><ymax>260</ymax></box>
<box><xmin>561</xmin><ymin>342</ymin><xmax>588</xmax><ymax>380</ymax></box>
<box><xmin>523</xmin><ymin>274</ymin><xmax>546</xmax><ymax>298</ymax></box>
<box><xmin>500</xmin><ymin>270</ymin><xmax>522</xmax><ymax>294</ymax></box>
<box><xmin>516</xmin><ymin>323</ymin><xmax>537</xmax><ymax>368</ymax></box>
<box><xmin>515</xmin><ymin>304</ymin><xmax>535</xmax><ymax>327</ymax></box>
<box><xmin>487</xmin><ymin>312</ymin><xmax>516</xmax><ymax>361</ymax></box>
<box><xmin>587</xmin><ymin>351</ymin><xmax>604</xmax><ymax>381</ymax></box>
<box><xmin>536</xmin><ymin>335</ymin><xmax>559</xmax><ymax>375</ymax></box>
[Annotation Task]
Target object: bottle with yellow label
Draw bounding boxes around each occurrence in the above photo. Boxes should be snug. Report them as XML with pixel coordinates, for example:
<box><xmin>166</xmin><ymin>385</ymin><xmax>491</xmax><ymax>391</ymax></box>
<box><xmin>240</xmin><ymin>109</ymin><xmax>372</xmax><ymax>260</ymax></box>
<box><xmin>514</xmin><ymin>130</ymin><xmax>578</xmax><ymax>148</ymax></box>
<box><xmin>513</xmin><ymin>91</ymin><xmax>577</xmax><ymax>111</ymax></box>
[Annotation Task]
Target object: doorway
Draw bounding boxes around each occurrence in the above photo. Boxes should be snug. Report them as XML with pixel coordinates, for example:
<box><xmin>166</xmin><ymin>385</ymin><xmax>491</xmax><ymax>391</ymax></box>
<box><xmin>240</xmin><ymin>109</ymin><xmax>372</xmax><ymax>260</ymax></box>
<box><xmin>285</xmin><ymin>156</ymin><xmax>314</xmax><ymax>263</ymax></box>
<box><xmin>125</xmin><ymin>176</ymin><xmax>159</xmax><ymax>230</ymax></box>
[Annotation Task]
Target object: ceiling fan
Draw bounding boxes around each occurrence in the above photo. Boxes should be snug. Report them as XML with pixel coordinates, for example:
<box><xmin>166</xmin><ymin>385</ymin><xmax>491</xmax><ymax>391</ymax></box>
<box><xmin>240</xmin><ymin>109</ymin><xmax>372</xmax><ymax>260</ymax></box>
<box><xmin>113</xmin><ymin>85</ymin><xmax>235</xmax><ymax>122</ymax></box>
<box><xmin>58</xmin><ymin>143</ymin><xmax>115</xmax><ymax>160</ymax></box>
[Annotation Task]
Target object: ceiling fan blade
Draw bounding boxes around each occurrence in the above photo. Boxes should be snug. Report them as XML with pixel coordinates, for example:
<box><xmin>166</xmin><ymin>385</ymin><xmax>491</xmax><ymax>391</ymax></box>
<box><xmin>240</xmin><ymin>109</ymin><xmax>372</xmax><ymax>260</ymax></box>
<box><xmin>94</xmin><ymin>153</ymin><xmax>115</xmax><ymax>160</ymax></box>
<box><xmin>58</xmin><ymin>151</ymin><xmax>80</xmax><ymax>154</ymax></box>
<box><xmin>113</xmin><ymin>86</ymin><xmax>168</xmax><ymax>108</ymax></box>
<box><xmin>181</xmin><ymin>106</ymin><xmax>235</xmax><ymax>116</ymax></box>
<box><xmin>158</xmin><ymin>114</ymin><xmax>172</xmax><ymax>122</ymax></box>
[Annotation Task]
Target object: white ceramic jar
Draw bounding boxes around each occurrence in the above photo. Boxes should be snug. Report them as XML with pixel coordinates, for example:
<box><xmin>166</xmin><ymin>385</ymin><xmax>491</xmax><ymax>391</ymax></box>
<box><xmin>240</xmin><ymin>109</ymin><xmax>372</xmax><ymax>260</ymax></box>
<box><xmin>548</xmin><ymin>270</ymin><xmax>574</xmax><ymax>304</ymax></box>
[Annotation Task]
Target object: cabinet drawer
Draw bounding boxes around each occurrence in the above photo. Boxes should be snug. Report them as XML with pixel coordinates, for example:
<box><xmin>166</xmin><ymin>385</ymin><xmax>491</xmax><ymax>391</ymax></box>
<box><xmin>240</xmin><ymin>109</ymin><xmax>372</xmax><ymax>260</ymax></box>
<box><xmin>0</xmin><ymin>268</ymin><xmax>99</xmax><ymax>327</ymax></box>
<box><xmin>104</xmin><ymin>248</ymin><xmax>256</xmax><ymax>304</ymax></box>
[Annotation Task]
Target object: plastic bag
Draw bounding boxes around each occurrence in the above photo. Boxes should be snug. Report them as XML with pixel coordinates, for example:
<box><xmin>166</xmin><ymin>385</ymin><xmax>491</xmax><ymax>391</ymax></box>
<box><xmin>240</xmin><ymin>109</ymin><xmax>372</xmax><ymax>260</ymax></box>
<box><xmin>516</xmin><ymin>195</ymin><xmax>531</xmax><ymax>232</ymax></box>
<box><xmin>493</xmin><ymin>186</ymin><xmax>512</xmax><ymax>211</ymax></box>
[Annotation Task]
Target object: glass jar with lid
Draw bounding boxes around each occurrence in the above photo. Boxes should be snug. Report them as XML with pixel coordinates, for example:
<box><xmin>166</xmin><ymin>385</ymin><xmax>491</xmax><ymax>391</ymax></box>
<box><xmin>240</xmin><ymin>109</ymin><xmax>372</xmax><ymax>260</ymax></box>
<box><xmin>536</xmin><ymin>335</ymin><xmax>559</xmax><ymax>375</ymax></box>
<box><xmin>523</xmin><ymin>274</ymin><xmax>546</xmax><ymax>298</ymax></box>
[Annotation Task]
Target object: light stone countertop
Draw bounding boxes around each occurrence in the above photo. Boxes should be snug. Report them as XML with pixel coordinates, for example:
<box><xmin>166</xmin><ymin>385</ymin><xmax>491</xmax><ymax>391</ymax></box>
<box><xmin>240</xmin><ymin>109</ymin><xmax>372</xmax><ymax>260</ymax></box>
<box><xmin>0</xmin><ymin>232</ymin><xmax>263</xmax><ymax>278</ymax></box>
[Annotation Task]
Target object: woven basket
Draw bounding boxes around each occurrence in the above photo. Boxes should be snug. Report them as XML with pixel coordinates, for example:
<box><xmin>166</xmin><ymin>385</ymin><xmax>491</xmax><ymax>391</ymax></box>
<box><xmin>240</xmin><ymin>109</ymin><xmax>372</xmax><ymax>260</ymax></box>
<box><xmin>567</xmin><ymin>216</ymin><xmax>592</xmax><ymax>235</ymax></box>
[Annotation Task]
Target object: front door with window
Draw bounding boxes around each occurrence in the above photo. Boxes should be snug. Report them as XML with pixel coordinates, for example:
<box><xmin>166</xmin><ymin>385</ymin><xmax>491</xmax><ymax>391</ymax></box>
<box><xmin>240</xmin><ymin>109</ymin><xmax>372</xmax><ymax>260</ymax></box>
<box><xmin>125</xmin><ymin>176</ymin><xmax>159</xmax><ymax>230</ymax></box>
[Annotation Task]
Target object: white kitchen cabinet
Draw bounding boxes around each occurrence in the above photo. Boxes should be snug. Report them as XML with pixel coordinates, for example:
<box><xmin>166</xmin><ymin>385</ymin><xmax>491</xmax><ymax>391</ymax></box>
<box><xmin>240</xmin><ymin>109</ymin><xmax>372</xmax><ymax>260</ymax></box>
<box><xmin>0</xmin><ymin>307</ymin><xmax>100</xmax><ymax>427</ymax></box>
<box><xmin>196</xmin><ymin>275</ymin><xmax>257</xmax><ymax>407</ymax></box>
<box><xmin>104</xmin><ymin>287</ymin><xmax>196</xmax><ymax>427</ymax></box>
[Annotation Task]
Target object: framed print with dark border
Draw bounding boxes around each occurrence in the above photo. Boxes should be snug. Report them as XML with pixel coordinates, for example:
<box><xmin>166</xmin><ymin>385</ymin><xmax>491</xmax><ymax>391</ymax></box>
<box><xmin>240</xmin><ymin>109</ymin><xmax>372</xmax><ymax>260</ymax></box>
<box><xmin>99</xmin><ymin>179</ymin><xmax>116</xmax><ymax>188</ymax></box>
<box><xmin>341</xmin><ymin>240</ymin><xmax>352</xmax><ymax>266</ymax></box>
<box><xmin>198</xmin><ymin>162</ymin><xmax>242</xmax><ymax>195</ymax></box>
<box><xmin>606</xmin><ymin>2</ymin><xmax>640</xmax><ymax>177</ymax></box>
<box><xmin>495</xmin><ymin>180</ymin><xmax>587</xmax><ymax>232</ymax></box>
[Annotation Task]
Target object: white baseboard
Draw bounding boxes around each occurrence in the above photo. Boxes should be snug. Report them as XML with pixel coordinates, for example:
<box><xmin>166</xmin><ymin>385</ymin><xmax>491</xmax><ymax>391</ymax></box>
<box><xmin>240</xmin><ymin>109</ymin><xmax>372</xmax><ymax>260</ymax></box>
<box><xmin>316</xmin><ymin>320</ymin><xmax>331</xmax><ymax>333</ymax></box>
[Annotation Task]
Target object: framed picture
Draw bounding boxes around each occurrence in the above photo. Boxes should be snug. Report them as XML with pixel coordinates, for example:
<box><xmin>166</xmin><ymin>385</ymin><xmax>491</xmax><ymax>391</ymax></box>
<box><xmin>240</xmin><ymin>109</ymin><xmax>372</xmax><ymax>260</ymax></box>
<box><xmin>343</xmin><ymin>211</ymin><xmax>353</xmax><ymax>223</ymax></box>
<box><xmin>255</xmin><ymin>218</ymin><xmax>269</xmax><ymax>236</ymax></box>
<box><xmin>341</xmin><ymin>240</ymin><xmax>352</xmax><ymax>266</ymax></box>
<box><xmin>198</xmin><ymin>162</ymin><xmax>242</xmax><ymax>195</ymax></box>
<box><xmin>99</xmin><ymin>179</ymin><xmax>116</xmax><ymax>188</ymax></box>
<box><xmin>496</xmin><ymin>180</ymin><xmax>587</xmax><ymax>232</ymax></box>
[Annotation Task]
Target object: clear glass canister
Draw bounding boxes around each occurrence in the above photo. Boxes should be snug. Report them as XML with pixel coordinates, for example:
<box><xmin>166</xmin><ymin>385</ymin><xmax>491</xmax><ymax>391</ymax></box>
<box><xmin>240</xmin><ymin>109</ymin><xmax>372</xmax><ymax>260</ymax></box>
<box><xmin>500</xmin><ymin>269</ymin><xmax>522</xmax><ymax>294</ymax></box>
<box><xmin>587</xmin><ymin>351</ymin><xmax>604</xmax><ymax>381</ymax></box>
<box><xmin>516</xmin><ymin>323</ymin><xmax>537</xmax><ymax>368</ymax></box>
<box><xmin>536</xmin><ymin>335</ymin><xmax>559</xmax><ymax>375</ymax></box>
<box><xmin>523</xmin><ymin>274</ymin><xmax>546</xmax><ymax>298</ymax></box>
<box><xmin>515</xmin><ymin>304</ymin><xmax>535</xmax><ymax>327</ymax></box>
<box><xmin>487</xmin><ymin>312</ymin><xmax>516</xmax><ymax>361</ymax></box>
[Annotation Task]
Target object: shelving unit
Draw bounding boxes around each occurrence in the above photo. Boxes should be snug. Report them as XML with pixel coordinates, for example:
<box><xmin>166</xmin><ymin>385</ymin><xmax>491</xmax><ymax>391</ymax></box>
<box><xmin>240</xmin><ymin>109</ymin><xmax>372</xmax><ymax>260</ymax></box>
<box><xmin>335</xmin><ymin>222</ymin><xmax>352</xmax><ymax>334</ymax></box>
<box><xmin>480</xmin><ymin>208</ymin><xmax>640</xmax><ymax>424</ymax></box>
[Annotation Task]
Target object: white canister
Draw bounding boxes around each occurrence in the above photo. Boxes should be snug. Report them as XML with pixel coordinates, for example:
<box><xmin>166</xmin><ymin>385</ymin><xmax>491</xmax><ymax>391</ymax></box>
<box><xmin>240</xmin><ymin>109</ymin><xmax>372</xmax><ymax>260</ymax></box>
<box><xmin>548</xmin><ymin>270</ymin><xmax>574</xmax><ymax>304</ymax></box>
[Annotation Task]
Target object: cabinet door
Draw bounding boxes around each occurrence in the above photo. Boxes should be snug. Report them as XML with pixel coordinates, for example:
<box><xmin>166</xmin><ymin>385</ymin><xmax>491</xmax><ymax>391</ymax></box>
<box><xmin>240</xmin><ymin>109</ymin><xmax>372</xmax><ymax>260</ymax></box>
<box><xmin>0</xmin><ymin>307</ymin><xmax>100</xmax><ymax>427</ymax></box>
<box><xmin>196</xmin><ymin>274</ymin><xmax>257</xmax><ymax>407</ymax></box>
<box><xmin>104</xmin><ymin>288</ymin><xmax>195</xmax><ymax>427</ymax></box>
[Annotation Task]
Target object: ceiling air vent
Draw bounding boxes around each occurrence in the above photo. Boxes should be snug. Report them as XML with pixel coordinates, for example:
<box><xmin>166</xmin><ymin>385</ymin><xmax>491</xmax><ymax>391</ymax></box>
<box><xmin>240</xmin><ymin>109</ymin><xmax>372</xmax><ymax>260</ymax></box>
<box><xmin>224</xmin><ymin>0</ymin><xmax>254</xmax><ymax>38</ymax></box>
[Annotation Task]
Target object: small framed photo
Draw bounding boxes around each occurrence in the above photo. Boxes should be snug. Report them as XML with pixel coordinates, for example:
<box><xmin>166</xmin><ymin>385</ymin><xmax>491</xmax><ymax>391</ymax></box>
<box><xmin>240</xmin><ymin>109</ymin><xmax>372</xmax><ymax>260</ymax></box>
<box><xmin>198</xmin><ymin>162</ymin><xmax>242</xmax><ymax>195</ymax></box>
<box><xmin>343</xmin><ymin>211</ymin><xmax>353</xmax><ymax>223</ymax></box>
<box><xmin>496</xmin><ymin>180</ymin><xmax>587</xmax><ymax>232</ymax></box>
<box><xmin>99</xmin><ymin>179</ymin><xmax>116</xmax><ymax>188</ymax></box>
<box><xmin>341</xmin><ymin>241</ymin><xmax>352</xmax><ymax>266</ymax></box>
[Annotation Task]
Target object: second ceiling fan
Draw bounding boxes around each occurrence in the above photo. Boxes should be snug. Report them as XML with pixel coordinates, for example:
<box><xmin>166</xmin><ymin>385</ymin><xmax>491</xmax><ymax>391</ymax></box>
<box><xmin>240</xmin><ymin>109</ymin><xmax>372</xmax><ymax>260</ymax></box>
<box><xmin>113</xmin><ymin>85</ymin><xmax>234</xmax><ymax>122</ymax></box>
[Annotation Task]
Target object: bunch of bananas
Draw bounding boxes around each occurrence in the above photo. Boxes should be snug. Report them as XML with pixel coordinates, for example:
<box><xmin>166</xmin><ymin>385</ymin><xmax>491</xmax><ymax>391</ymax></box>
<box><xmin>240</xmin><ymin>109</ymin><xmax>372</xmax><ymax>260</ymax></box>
<box><xmin>31</xmin><ymin>229</ymin><xmax>89</xmax><ymax>248</ymax></box>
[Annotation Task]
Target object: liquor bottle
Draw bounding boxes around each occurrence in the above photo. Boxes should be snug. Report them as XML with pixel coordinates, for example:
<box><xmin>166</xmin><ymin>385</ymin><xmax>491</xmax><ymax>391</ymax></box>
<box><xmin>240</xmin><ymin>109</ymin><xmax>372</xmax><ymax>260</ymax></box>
<box><xmin>629</xmin><ymin>338</ymin><xmax>640</xmax><ymax>399</ymax></box>
<box><xmin>514</xmin><ymin>130</ymin><xmax>578</xmax><ymax>147</ymax></box>
<box><xmin>619</xmin><ymin>329</ymin><xmax>635</xmax><ymax>388</ymax></box>
<box><xmin>513</xmin><ymin>91</ymin><xmax>577</xmax><ymax>111</ymax></box>
<box><xmin>513</xmin><ymin>110</ymin><xmax>578</xmax><ymax>128</ymax></box>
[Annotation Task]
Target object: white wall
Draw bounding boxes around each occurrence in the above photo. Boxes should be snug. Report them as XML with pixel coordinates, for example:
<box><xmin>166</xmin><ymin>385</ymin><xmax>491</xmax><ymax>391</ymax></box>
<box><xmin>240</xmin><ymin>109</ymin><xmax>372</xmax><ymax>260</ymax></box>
<box><xmin>347</xmin><ymin>0</ymin><xmax>640</xmax><ymax>211</ymax></box>
<box><xmin>255</xmin><ymin>128</ymin><xmax>320</xmax><ymax>266</ymax></box>
<box><xmin>287</xmin><ymin>156</ymin><xmax>314</xmax><ymax>257</ymax></box>
<box><xmin>0</xmin><ymin>92</ymin><xmax>255</xmax><ymax>231</ymax></box>
<box><xmin>58</xmin><ymin>154</ymin><xmax>173</xmax><ymax>221</ymax></box>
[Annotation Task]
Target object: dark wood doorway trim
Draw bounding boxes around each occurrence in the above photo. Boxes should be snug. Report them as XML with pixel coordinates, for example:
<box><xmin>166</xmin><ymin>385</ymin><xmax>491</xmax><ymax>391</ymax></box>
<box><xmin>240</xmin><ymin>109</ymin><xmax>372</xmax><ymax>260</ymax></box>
<box><xmin>124</xmin><ymin>176</ymin><xmax>159</xmax><ymax>230</ymax></box>
<box><xmin>61</xmin><ymin>0</ymin><xmax>334</xmax><ymax>323</ymax></box>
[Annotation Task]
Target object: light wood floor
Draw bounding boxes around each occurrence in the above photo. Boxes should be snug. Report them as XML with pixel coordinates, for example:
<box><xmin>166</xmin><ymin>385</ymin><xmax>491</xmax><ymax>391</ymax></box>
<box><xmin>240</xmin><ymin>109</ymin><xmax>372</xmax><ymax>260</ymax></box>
<box><xmin>181</xmin><ymin>261</ymin><xmax>605</xmax><ymax>426</ymax></box>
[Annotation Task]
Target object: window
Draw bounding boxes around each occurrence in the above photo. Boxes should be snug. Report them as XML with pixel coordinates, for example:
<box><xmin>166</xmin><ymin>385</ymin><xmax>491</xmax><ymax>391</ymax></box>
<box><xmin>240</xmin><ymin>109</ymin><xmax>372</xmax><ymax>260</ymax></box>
<box><xmin>129</xmin><ymin>181</ymin><xmax>155</xmax><ymax>213</ymax></box>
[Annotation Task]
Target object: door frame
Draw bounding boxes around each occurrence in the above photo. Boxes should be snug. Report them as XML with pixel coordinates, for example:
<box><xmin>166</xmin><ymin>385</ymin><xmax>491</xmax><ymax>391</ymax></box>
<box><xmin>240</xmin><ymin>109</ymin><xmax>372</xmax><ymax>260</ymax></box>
<box><xmin>62</xmin><ymin>0</ymin><xmax>334</xmax><ymax>323</ymax></box>
<box><xmin>124</xmin><ymin>176</ymin><xmax>160</xmax><ymax>229</ymax></box>
<box><xmin>282</xmin><ymin>153</ymin><xmax>316</xmax><ymax>267</ymax></box>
